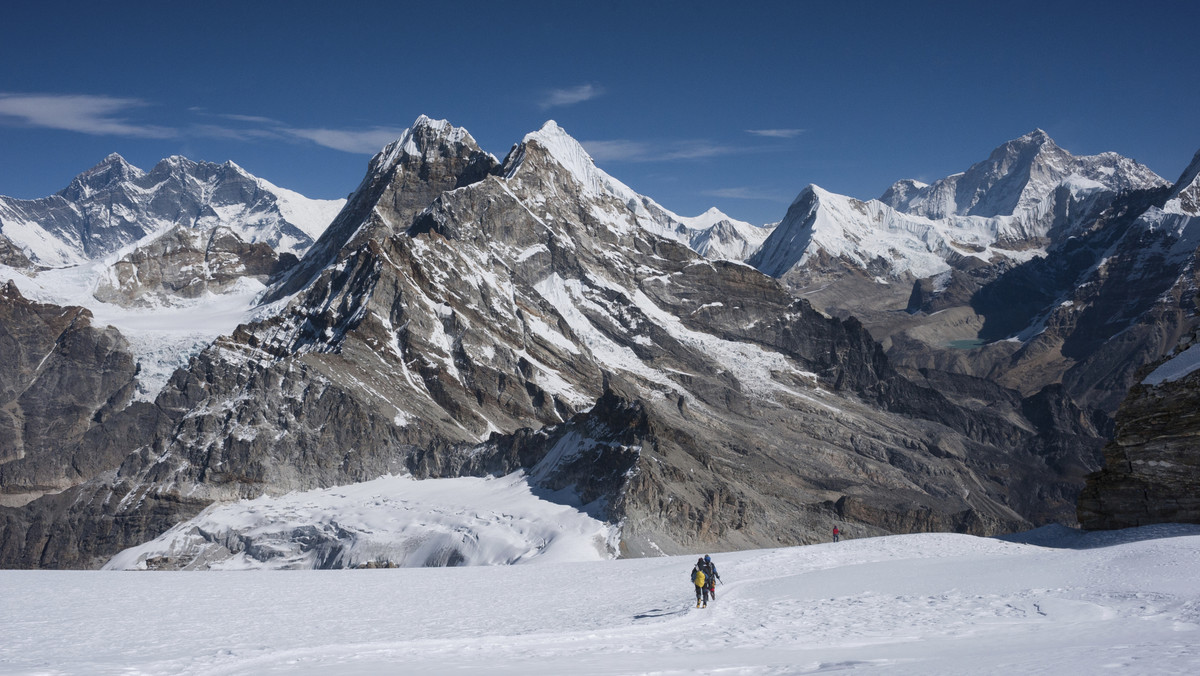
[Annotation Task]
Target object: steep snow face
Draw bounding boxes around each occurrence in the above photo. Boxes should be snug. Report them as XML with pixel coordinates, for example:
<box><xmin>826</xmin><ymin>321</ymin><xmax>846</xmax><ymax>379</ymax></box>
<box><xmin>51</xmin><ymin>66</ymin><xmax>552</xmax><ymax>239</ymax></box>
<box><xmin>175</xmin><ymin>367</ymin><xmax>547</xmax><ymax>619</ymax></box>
<box><xmin>0</xmin><ymin>154</ymin><xmax>344</xmax><ymax>267</ymax></box>
<box><xmin>253</xmin><ymin>175</ymin><xmax>346</xmax><ymax>242</ymax></box>
<box><xmin>749</xmin><ymin>185</ymin><xmax>1042</xmax><ymax>281</ymax></box>
<box><xmin>519</xmin><ymin>121</ymin><xmax>638</xmax><ymax>203</ymax></box>
<box><xmin>1165</xmin><ymin>148</ymin><xmax>1200</xmax><ymax>216</ymax></box>
<box><xmin>1143</xmin><ymin>343</ymin><xmax>1200</xmax><ymax>385</ymax></box>
<box><xmin>1123</xmin><ymin>147</ymin><xmax>1200</xmax><ymax>274</ymax></box>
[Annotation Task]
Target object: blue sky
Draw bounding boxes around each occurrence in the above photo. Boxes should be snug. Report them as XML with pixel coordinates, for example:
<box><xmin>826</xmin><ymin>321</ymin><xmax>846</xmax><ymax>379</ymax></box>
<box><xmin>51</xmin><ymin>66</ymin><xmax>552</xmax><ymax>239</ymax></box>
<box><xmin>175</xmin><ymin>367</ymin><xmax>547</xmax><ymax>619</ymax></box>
<box><xmin>2</xmin><ymin>0</ymin><xmax>1197</xmax><ymax>225</ymax></box>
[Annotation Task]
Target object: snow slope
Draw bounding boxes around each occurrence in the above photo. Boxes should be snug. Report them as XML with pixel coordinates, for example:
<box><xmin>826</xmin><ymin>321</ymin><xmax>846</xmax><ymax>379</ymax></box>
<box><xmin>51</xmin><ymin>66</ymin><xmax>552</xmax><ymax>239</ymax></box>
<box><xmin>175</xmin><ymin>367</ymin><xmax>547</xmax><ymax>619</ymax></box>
<box><xmin>4</xmin><ymin>525</ymin><xmax>1199</xmax><ymax>674</ymax></box>
<box><xmin>1143</xmin><ymin>343</ymin><xmax>1200</xmax><ymax>385</ymax></box>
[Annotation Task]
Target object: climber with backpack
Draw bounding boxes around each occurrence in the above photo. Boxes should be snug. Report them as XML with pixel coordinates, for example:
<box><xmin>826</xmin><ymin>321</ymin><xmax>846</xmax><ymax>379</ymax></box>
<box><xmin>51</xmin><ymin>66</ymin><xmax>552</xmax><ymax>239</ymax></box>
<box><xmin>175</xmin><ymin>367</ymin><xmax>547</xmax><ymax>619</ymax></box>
<box><xmin>690</xmin><ymin>557</ymin><xmax>709</xmax><ymax>608</ymax></box>
<box><xmin>701</xmin><ymin>554</ymin><xmax>721</xmax><ymax>600</ymax></box>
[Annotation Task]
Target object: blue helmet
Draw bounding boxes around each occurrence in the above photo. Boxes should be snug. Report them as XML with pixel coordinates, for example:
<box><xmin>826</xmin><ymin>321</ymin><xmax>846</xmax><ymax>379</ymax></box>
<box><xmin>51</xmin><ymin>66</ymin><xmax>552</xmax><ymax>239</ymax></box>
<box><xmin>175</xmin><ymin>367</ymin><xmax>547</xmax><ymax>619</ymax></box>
<box><xmin>704</xmin><ymin>555</ymin><xmax>711</xmax><ymax>562</ymax></box>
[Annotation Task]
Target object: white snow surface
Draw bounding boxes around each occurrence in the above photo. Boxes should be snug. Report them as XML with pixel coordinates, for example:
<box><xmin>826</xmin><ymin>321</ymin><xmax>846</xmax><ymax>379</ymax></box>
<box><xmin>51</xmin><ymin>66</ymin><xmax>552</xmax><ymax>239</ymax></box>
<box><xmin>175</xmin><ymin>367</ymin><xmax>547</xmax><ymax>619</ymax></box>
<box><xmin>252</xmin><ymin>175</ymin><xmax>346</xmax><ymax>241</ymax></box>
<box><xmin>753</xmin><ymin>186</ymin><xmax>1046</xmax><ymax>281</ymax></box>
<box><xmin>5</xmin><ymin>524</ymin><xmax>1200</xmax><ymax>674</ymax></box>
<box><xmin>1143</xmin><ymin>343</ymin><xmax>1200</xmax><ymax>386</ymax></box>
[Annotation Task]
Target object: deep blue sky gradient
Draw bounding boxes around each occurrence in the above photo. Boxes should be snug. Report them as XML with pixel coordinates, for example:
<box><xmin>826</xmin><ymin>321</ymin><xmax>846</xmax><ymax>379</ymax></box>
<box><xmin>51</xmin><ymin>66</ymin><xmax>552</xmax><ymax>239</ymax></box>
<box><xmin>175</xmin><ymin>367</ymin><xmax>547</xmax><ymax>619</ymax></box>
<box><xmin>2</xmin><ymin>0</ymin><xmax>1196</xmax><ymax>225</ymax></box>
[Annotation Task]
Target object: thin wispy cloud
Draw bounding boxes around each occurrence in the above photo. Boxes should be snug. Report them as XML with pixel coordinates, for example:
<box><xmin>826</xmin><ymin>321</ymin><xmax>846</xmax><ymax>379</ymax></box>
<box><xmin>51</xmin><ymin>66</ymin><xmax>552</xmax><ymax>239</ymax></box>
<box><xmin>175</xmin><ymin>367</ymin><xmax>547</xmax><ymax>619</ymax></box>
<box><xmin>0</xmin><ymin>92</ymin><xmax>175</xmax><ymax>138</ymax></box>
<box><xmin>184</xmin><ymin>122</ymin><xmax>288</xmax><ymax>142</ymax></box>
<box><xmin>0</xmin><ymin>92</ymin><xmax>414</xmax><ymax>155</ymax></box>
<box><xmin>582</xmin><ymin>138</ymin><xmax>745</xmax><ymax>163</ymax></box>
<box><xmin>539</xmin><ymin>84</ymin><xmax>604</xmax><ymax>109</ymax></box>
<box><xmin>218</xmin><ymin>113</ymin><xmax>285</xmax><ymax>125</ymax></box>
<box><xmin>581</xmin><ymin>139</ymin><xmax>654</xmax><ymax>162</ymax></box>
<box><xmin>660</xmin><ymin>141</ymin><xmax>741</xmax><ymax>161</ymax></box>
<box><xmin>284</xmin><ymin>126</ymin><xmax>411</xmax><ymax>154</ymax></box>
<box><xmin>746</xmin><ymin>128</ymin><xmax>805</xmax><ymax>139</ymax></box>
<box><xmin>702</xmin><ymin>186</ymin><xmax>790</xmax><ymax>201</ymax></box>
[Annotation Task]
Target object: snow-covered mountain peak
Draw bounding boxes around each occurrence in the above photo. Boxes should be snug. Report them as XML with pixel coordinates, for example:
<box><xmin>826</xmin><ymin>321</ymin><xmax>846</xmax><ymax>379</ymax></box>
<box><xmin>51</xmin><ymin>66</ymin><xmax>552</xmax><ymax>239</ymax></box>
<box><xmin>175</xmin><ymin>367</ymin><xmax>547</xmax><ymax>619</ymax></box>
<box><xmin>750</xmin><ymin>176</ymin><xmax>1054</xmax><ymax>284</ymax></box>
<box><xmin>1012</xmin><ymin>128</ymin><xmax>1054</xmax><ymax>148</ymax></box>
<box><xmin>368</xmin><ymin>116</ymin><xmax>485</xmax><ymax>178</ymax></box>
<box><xmin>150</xmin><ymin>154</ymin><xmax>198</xmax><ymax>175</ymax></box>
<box><xmin>57</xmin><ymin>153</ymin><xmax>143</xmax><ymax>200</ymax></box>
<box><xmin>515</xmin><ymin>119</ymin><xmax>635</xmax><ymax>202</ymax></box>
<box><xmin>680</xmin><ymin>206</ymin><xmax>736</xmax><ymax>230</ymax></box>
<box><xmin>789</xmin><ymin>183</ymin><xmax>831</xmax><ymax>207</ymax></box>
<box><xmin>878</xmin><ymin>130</ymin><xmax>1166</xmax><ymax>235</ymax></box>
<box><xmin>1165</xmin><ymin>148</ymin><xmax>1200</xmax><ymax>215</ymax></box>
<box><xmin>879</xmin><ymin>178</ymin><xmax>929</xmax><ymax>208</ymax></box>
<box><xmin>1</xmin><ymin>152</ymin><xmax>343</xmax><ymax>268</ymax></box>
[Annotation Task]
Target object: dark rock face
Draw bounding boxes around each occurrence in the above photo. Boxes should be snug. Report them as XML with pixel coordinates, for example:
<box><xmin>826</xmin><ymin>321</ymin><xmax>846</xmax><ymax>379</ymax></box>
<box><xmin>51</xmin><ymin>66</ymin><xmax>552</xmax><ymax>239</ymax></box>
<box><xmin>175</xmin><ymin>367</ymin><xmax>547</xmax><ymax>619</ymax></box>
<box><xmin>266</xmin><ymin>116</ymin><xmax>501</xmax><ymax>303</ymax></box>
<box><xmin>0</xmin><ymin>478</ymin><xmax>210</xmax><ymax>569</ymax></box>
<box><xmin>1078</xmin><ymin>368</ymin><xmax>1200</xmax><ymax>529</ymax></box>
<box><xmin>0</xmin><ymin>235</ymin><xmax>31</xmax><ymax>268</ymax></box>
<box><xmin>969</xmin><ymin>184</ymin><xmax>1195</xmax><ymax>414</ymax></box>
<box><xmin>0</xmin><ymin>282</ymin><xmax>140</xmax><ymax>506</ymax></box>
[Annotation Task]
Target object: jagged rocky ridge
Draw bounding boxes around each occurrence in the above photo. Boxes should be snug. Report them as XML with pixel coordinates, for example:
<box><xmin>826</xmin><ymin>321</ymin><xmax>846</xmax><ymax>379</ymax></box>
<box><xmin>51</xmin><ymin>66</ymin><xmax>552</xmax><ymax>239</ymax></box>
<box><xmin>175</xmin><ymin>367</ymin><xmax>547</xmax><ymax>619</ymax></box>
<box><xmin>1</xmin><ymin>118</ymin><xmax>1106</xmax><ymax>568</ymax></box>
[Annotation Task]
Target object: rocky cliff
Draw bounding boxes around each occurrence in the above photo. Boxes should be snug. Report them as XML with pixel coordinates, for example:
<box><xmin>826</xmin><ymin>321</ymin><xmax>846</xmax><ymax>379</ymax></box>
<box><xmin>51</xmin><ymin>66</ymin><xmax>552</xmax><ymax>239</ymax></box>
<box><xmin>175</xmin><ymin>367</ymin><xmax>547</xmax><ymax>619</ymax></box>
<box><xmin>1078</xmin><ymin>359</ymin><xmax>1200</xmax><ymax>529</ymax></box>
<box><xmin>0</xmin><ymin>282</ymin><xmax>141</xmax><ymax>507</ymax></box>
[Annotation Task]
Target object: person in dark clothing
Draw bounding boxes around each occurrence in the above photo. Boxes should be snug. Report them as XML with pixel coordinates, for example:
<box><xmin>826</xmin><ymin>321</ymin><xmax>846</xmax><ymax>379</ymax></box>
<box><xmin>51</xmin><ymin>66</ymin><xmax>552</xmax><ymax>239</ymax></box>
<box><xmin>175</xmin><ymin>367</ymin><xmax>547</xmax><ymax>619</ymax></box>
<box><xmin>691</xmin><ymin>557</ymin><xmax>710</xmax><ymax>607</ymax></box>
<box><xmin>702</xmin><ymin>554</ymin><xmax>721</xmax><ymax>599</ymax></box>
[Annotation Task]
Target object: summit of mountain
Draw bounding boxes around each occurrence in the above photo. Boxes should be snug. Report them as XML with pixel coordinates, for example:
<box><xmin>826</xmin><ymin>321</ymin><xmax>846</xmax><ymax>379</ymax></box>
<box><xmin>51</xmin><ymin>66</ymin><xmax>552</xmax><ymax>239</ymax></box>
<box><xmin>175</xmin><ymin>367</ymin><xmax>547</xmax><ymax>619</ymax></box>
<box><xmin>880</xmin><ymin>130</ymin><xmax>1165</xmax><ymax>230</ymax></box>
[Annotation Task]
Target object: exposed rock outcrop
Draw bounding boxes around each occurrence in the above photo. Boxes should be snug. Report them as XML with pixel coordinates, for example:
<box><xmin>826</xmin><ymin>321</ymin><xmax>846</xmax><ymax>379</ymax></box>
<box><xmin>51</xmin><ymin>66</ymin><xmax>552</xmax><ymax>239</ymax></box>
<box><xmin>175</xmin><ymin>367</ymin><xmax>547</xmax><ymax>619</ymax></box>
<box><xmin>1078</xmin><ymin>360</ymin><xmax>1200</xmax><ymax>529</ymax></box>
<box><xmin>0</xmin><ymin>282</ymin><xmax>141</xmax><ymax>506</ymax></box>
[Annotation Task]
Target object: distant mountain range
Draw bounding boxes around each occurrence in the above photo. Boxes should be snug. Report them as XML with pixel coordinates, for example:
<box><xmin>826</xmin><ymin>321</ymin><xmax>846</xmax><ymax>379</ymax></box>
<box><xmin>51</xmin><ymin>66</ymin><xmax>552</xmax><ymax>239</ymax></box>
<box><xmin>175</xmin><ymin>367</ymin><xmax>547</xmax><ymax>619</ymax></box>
<box><xmin>1</xmin><ymin>118</ymin><xmax>1196</xmax><ymax>568</ymax></box>
<box><xmin>0</xmin><ymin>153</ymin><xmax>342</xmax><ymax>269</ymax></box>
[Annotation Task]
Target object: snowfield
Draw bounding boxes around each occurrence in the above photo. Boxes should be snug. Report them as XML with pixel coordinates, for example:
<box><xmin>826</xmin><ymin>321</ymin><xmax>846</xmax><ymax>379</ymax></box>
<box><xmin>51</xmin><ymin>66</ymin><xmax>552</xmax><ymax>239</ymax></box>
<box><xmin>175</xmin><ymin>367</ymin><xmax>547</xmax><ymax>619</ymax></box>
<box><xmin>3</xmin><ymin>524</ymin><xmax>1199</xmax><ymax>675</ymax></box>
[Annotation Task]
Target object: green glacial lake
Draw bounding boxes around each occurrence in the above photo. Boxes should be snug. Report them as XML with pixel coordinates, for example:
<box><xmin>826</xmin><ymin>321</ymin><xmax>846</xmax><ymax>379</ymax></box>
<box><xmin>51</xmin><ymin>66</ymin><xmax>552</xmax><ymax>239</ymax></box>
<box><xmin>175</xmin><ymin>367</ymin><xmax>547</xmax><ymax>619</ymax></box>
<box><xmin>947</xmin><ymin>339</ymin><xmax>987</xmax><ymax>350</ymax></box>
